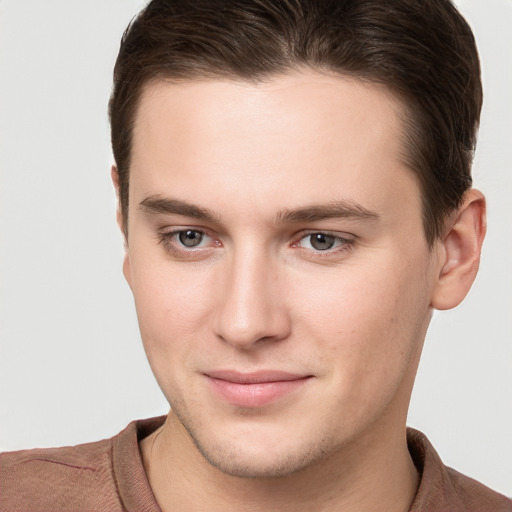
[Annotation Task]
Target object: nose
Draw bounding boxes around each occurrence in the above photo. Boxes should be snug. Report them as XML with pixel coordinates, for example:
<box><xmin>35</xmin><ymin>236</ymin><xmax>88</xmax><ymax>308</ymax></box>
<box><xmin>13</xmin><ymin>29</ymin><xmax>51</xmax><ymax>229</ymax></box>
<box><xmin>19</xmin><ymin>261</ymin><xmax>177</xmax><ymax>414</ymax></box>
<box><xmin>212</xmin><ymin>248</ymin><xmax>292</xmax><ymax>350</ymax></box>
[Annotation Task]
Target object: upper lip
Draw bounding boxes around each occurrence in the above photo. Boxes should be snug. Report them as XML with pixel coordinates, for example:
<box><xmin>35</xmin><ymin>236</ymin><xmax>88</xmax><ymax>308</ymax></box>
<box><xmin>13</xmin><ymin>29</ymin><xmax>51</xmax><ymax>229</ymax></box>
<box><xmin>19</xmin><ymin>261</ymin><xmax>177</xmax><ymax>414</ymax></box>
<box><xmin>204</xmin><ymin>370</ymin><xmax>311</xmax><ymax>384</ymax></box>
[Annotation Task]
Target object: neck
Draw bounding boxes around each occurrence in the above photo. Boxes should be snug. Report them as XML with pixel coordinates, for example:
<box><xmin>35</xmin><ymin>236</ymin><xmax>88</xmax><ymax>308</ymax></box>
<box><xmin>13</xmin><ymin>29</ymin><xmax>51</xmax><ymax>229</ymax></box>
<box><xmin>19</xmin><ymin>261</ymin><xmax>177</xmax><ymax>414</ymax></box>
<box><xmin>141</xmin><ymin>412</ymin><xmax>419</xmax><ymax>512</ymax></box>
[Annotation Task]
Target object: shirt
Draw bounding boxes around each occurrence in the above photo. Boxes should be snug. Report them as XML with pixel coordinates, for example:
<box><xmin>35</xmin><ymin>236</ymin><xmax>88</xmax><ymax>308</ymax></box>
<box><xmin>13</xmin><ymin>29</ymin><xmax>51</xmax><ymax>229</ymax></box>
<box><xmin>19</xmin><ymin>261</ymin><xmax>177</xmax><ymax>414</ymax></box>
<box><xmin>1</xmin><ymin>416</ymin><xmax>511</xmax><ymax>511</ymax></box>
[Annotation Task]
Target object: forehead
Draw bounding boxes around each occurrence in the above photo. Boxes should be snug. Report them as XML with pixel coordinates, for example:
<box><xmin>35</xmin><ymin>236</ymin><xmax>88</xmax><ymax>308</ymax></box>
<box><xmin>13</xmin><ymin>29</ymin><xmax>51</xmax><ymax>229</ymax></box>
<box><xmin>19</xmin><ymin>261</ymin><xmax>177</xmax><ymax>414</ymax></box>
<box><xmin>133</xmin><ymin>71</ymin><xmax>406</xmax><ymax>156</ymax></box>
<box><xmin>129</xmin><ymin>71</ymin><xmax>417</xmax><ymax>220</ymax></box>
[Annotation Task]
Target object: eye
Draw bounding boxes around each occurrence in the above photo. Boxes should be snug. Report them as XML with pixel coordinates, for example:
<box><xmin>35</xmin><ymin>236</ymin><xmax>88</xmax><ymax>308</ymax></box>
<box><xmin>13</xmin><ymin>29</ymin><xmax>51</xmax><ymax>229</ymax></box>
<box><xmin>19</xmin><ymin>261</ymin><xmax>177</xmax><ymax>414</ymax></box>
<box><xmin>158</xmin><ymin>229</ymin><xmax>215</xmax><ymax>254</ymax></box>
<box><xmin>178</xmin><ymin>229</ymin><xmax>206</xmax><ymax>248</ymax></box>
<box><xmin>296</xmin><ymin>232</ymin><xmax>352</xmax><ymax>252</ymax></box>
<box><xmin>306</xmin><ymin>233</ymin><xmax>335</xmax><ymax>251</ymax></box>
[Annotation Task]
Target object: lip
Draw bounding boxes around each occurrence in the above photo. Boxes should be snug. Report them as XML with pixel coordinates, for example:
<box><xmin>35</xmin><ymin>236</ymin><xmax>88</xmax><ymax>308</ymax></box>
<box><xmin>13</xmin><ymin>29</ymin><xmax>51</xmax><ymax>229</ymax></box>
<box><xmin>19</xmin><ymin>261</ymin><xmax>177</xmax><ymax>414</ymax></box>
<box><xmin>204</xmin><ymin>370</ymin><xmax>312</xmax><ymax>408</ymax></box>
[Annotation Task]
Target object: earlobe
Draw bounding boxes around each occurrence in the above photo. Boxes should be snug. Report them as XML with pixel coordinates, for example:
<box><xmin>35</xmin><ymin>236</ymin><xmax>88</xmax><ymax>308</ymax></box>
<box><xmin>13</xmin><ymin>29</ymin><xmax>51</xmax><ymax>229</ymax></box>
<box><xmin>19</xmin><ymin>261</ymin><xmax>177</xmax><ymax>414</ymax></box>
<box><xmin>430</xmin><ymin>189</ymin><xmax>486</xmax><ymax>310</ymax></box>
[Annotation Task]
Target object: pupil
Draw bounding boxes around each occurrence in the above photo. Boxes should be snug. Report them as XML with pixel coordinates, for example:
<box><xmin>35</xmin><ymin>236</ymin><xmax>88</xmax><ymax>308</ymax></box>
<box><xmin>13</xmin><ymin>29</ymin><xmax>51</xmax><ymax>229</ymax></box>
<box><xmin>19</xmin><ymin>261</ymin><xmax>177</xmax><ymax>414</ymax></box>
<box><xmin>179</xmin><ymin>230</ymin><xmax>203</xmax><ymax>247</ymax></box>
<box><xmin>310</xmin><ymin>233</ymin><xmax>335</xmax><ymax>250</ymax></box>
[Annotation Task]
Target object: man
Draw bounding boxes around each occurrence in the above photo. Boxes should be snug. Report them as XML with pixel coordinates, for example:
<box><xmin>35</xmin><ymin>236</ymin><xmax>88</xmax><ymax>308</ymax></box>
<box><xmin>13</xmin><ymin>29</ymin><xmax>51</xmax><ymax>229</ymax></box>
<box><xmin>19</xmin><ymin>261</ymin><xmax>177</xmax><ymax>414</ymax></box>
<box><xmin>1</xmin><ymin>0</ymin><xmax>510</xmax><ymax>510</ymax></box>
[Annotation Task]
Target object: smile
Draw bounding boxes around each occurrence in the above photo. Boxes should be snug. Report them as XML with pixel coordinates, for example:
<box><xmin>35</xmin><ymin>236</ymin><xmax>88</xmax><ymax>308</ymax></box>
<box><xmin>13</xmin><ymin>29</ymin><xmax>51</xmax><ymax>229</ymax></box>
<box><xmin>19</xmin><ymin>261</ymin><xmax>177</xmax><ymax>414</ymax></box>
<box><xmin>204</xmin><ymin>370</ymin><xmax>312</xmax><ymax>408</ymax></box>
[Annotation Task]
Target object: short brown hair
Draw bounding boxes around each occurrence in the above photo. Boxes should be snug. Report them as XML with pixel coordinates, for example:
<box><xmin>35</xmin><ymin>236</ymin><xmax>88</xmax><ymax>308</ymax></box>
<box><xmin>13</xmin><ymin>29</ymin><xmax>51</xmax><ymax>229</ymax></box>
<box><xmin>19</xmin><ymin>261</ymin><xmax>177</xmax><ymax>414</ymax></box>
<box><xmin>109</xmin><ymin>0</ymin><xmax>482</xmax><ymax>245</ymax></box>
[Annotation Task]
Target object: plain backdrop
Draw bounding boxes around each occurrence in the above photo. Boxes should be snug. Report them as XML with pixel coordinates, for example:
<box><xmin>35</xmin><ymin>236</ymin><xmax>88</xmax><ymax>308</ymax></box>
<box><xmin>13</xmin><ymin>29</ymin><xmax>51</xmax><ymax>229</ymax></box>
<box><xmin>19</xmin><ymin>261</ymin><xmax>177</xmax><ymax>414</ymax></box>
<box><xmin>1</xmin><ymin>0</ymin><xmax>511</xmax><ymax>497</ymax></box>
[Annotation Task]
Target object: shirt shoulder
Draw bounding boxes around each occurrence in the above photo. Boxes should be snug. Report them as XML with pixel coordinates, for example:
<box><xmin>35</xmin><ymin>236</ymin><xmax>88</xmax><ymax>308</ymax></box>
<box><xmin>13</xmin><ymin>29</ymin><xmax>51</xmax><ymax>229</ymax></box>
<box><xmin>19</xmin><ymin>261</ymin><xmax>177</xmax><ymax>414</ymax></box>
<box><xmin>0</xmin><ymin>436</ymin><xmax>123</xmax><ymax>511</ymax></box>
<box><xmin>445</xmin><ymin>466</ymin><xmax>512</xmax><ymax>512</ymax></box>
<box><xmin>408</xmin><ymin>428</ymin><xmax>512</xmax><ymax>512</ymax></box>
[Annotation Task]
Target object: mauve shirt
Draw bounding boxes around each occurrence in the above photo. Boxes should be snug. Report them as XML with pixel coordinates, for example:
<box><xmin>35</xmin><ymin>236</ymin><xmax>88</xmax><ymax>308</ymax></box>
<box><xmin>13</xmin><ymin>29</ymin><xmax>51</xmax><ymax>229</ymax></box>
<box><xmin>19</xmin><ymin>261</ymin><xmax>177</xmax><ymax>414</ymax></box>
<box><xmin>1</xmin><ymin>416</ymin><xmax>511</xmax><ymax>511</ymax></box>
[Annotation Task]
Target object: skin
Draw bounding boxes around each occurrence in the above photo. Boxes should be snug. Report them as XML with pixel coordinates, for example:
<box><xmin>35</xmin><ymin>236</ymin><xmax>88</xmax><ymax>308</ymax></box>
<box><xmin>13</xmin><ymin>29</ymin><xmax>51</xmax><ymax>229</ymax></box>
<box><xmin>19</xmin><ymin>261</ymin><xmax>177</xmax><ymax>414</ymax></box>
<box><xmin>114</xmin><ymin>71</ymin><xmax>485</xmax><ymax>512</ymax></box>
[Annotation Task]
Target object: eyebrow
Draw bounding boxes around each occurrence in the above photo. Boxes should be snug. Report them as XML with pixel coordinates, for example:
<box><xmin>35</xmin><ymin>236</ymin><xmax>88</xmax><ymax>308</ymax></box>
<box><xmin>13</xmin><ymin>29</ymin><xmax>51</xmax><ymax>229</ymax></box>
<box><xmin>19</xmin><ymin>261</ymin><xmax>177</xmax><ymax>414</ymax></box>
<box><xmin>139</xmin><ymin>195</ymin><xmax>380</xmax><ymax>224</ymax></box>
<box><xmin>140</xmin><ymin>196</ymin><xmax>219</xmax><ymax>222</ymax></box>
<box><xmin>275</xmin><ymin>200</ymin><xmax>380</xmax><ymax>223</ymax></box>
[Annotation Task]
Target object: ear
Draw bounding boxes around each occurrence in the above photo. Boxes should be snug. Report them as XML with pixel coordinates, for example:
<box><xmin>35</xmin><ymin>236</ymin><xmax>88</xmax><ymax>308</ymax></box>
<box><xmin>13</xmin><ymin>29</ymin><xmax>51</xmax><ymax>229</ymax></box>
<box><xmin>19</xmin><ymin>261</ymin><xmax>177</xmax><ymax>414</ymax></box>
<box><xmin>111</xmin><ymin>165</ymin><xmax>125</xmax><ymax>235</ymax></box>
<box><xmin>430</xmin><ymin>189</ymin><xmax>486</xmax><ymax>310</ymax></box>
<box><xmin>111</xmin><ymin>165</ymin><xmax>133</xmax><ymax>289</ymax></box>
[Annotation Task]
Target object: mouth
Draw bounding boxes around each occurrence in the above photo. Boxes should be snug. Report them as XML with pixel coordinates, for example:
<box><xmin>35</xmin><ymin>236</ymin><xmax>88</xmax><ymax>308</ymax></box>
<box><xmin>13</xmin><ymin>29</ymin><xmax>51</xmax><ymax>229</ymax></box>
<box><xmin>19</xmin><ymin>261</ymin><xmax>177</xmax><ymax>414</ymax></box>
<box><xmin>203</xmin><ymin>370</ymin><xmax>313</xmax><ymax>408</ymax></box>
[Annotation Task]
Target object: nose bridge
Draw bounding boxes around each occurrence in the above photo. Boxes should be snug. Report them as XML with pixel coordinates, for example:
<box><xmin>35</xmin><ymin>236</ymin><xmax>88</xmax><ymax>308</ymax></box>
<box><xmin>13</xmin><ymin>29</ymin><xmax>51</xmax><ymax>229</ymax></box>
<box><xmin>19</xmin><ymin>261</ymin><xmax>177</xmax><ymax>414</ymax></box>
<box><xmin>213</xmin><ymin>242</ymin><xmax>290</xmax><ymax>348</ymax></box>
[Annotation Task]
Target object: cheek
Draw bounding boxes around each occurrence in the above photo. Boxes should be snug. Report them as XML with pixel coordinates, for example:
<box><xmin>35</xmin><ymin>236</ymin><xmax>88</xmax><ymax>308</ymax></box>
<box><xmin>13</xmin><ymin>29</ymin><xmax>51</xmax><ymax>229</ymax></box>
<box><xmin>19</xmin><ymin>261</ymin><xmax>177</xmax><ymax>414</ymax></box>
<box><xmin>299</xmin><ymin>264</ymin><xmax>430</xmax><ymax>434</ymax></box>
<box><xmin>130</xmin><ymin>264</ymin><xmax>218</xmax><ymax>408</ymax></box>
<box><xmin>298</xmin><ymin>254</ymin><xmax>432</xmax><ymax>384</ymax></box>
<box><xmin>129</xmin><ymin>255</ymin><xmax>214</xmax><ymax>368</ymax></box>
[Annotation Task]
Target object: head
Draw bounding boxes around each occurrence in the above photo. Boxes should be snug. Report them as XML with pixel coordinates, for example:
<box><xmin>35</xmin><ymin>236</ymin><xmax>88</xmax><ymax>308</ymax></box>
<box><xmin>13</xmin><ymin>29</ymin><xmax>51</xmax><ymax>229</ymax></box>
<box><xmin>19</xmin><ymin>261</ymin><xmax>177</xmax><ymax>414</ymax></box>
<box><xmin>108</xmin><ymin>0</ymin><xmax>485</xmax><ymax>478</ymax></box>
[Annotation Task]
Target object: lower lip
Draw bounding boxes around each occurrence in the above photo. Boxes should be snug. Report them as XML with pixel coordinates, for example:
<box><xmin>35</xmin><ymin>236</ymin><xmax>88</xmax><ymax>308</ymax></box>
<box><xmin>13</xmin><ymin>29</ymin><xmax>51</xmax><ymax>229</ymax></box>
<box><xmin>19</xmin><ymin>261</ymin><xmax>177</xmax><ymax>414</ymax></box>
<box><xmin>206</xmin><ymin>376</ymin><xmax>310</xmax><ymax>408</ymax></box>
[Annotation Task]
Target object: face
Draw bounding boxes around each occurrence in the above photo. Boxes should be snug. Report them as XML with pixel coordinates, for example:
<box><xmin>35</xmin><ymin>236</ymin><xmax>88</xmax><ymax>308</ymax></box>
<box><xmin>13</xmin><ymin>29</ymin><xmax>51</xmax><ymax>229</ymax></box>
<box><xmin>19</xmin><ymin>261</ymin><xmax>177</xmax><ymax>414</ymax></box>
<box><xmin>123</xmin><ymin>71</ymin><xmax>440</xmax><ymax>478</ymax></box>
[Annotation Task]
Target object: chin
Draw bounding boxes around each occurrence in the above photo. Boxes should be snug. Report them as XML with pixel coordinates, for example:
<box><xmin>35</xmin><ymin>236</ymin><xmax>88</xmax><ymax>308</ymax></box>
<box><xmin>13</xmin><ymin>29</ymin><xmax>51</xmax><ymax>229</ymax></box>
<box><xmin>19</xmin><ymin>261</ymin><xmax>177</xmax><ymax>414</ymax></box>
<box><xmin>196</xmin><ymin>439</ymin><xmax>329</xmax><ymax>479</ymax></box>
<box><xmin>180</xmin><ymin>415</ymin><xmax>337</xmax><ymax>479</ymax></box>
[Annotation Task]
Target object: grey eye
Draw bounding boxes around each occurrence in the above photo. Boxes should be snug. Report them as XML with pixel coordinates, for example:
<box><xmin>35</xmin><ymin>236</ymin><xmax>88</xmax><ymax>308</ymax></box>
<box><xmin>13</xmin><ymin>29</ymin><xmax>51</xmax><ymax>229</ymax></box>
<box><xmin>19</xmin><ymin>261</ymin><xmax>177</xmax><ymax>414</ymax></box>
<box><xmin>178</xmin><ymin>230</ymin><xmax>204</xmax><ymax>247</ymax></box>
<box><xmin>309</xmin><ymin>233</ymin><xmax>335</xmax><ymax>250</ymax></box>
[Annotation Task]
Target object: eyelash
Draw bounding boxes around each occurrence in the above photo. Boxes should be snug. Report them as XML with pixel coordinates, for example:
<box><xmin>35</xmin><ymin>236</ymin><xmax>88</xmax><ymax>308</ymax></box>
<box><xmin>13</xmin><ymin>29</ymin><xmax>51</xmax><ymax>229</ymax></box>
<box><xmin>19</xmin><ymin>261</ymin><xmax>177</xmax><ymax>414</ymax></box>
<box><xmin>157</xmin><ymin>229</ymin><xmax>355</xmax><ymax>259</ymax></box>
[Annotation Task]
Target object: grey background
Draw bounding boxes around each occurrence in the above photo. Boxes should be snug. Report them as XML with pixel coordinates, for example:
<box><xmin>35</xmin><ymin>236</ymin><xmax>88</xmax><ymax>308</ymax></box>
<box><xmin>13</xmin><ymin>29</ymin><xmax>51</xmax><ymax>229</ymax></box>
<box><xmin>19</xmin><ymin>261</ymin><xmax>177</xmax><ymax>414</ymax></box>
<box><xmin>1</xmin><ymin>0</ymin><xmax>511</xmax><ymax>496</ymax></box>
